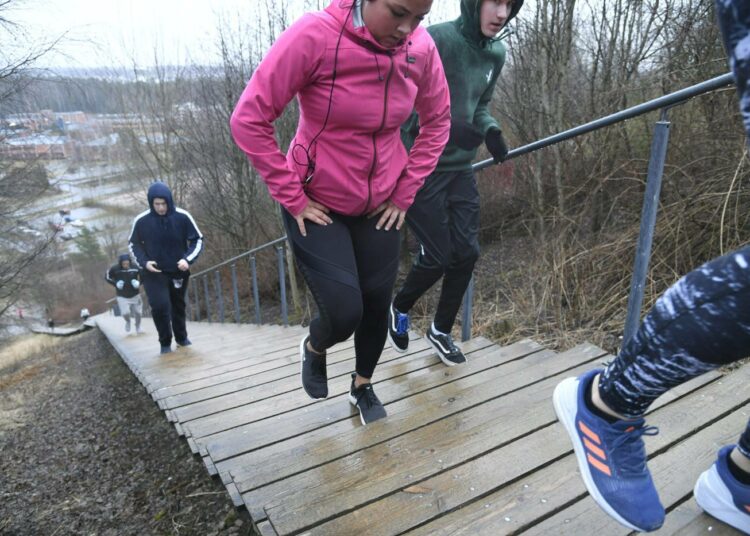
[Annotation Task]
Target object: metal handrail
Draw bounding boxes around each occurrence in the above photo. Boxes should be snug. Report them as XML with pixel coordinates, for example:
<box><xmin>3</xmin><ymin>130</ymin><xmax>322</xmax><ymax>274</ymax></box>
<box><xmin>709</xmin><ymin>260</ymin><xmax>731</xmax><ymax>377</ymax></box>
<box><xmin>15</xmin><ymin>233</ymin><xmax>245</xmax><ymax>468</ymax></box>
<box><xmin>192</xmin><ymin>236</ymin><xmax>287</xmax><ymax>277</ymax></box>
<box><xmin>461</xmin><ymin>71</ymin><xmax>735</xmax><ymax>341</ymax></box>
<box><xmin>473</xmin><ymin>72</ymin><xmax>735</xmax><ymax>172</ymax></box>
<box><xmin>187</xmin><ymin>235</ymin><xmax>291</xmax><ymax>326</ymax></box>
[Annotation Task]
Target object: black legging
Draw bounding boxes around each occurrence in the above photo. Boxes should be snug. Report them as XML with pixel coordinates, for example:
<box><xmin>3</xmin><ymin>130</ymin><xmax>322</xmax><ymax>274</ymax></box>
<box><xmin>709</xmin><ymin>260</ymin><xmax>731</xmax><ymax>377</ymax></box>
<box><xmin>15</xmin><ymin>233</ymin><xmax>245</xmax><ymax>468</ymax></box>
<box><xmin>142</xmin><ymin>271</ymin><xmax>189</xmax><ymax>346</ymax></box>
<box><xmin>283</xmin><ymin>209</ymin><xmax>400</xmax><ymax>379</ymax></box>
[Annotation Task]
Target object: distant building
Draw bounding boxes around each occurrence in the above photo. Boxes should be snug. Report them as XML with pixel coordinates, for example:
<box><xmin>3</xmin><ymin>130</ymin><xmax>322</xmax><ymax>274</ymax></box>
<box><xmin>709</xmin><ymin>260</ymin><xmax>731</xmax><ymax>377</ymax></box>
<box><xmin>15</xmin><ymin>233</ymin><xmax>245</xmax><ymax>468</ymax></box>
<box><xmin>3</xmin><ymin>110</ymin><xmax>88</xmax><ymax>131</ymax></box>
<box><xmin>95</xmin><ymin>113</ymin><xmax>151</xmax><ymax>130</ymax></box>
<box><xmin>73</xmin><ymin>133</ymin><xmax>122</xmax><ymax>161</ymax></box>
<box><xmin>0</xmin><ymin>134</ymin><xmax>73</xmax><ymax>160</ymax></box>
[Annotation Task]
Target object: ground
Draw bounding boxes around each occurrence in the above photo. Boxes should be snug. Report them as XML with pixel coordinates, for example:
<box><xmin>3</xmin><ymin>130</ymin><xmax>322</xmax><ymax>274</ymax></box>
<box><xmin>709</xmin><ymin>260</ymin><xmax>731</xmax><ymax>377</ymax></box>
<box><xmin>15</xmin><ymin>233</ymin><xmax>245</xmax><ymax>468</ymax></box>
<box><xmin>0</xmin><ymin>330</ymin><xmax>254</xmax><ymax>536</ymax></box>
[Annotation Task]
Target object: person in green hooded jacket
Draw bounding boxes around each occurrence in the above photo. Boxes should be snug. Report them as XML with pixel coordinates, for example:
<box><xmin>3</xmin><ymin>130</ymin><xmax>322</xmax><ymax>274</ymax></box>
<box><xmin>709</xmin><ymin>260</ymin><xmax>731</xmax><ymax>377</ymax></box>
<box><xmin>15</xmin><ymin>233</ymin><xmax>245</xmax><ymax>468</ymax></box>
<box><xmin>388</xmin><ymin>0</ymin><xmax>523</xmax><ymax>366</ymax></box>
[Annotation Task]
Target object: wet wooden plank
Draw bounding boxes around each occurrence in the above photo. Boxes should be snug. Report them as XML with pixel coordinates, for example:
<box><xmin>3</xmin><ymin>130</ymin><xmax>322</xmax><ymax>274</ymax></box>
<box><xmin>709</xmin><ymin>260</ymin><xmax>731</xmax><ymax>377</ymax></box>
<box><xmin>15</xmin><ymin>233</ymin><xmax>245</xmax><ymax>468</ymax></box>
<box><xmin>249</xmin><ymin>346</ymin><xmax>607</xmax><ymax>530</ymax></box>
<box><xmin>204</xmin><ymin>344</ymin><xmax>538</xmax><ymax>467</ymax></box>
<box><xmin>223</xmin><ymin>477</ymin><xmax>244</xmax><ymax>508</ymax></box>
<box><xmin>514</xmin><ymin>366</ymin><xmax>750</xmax><ymax>535</ymax></box>
<box><xmin>159</xmin><ymin>335</ymin><xmax>428</xmax><ymax>410</ymax></box>
<box><xmin>145</xmin><ymin>329</ymin><xmax>371</xmax><ymax>395</ymax></box>
<box><xmin>523</xmin><ymin>399</ymin><xmax>750</xmax><ymax>535</ymax></box>
<box><xmin>98</xmin><ymin>319</ymin><xmax>307</xmax><ymax>392</ymax></box>
<box><xmin>225</xmin><ymin>342</ymin><xmax>597</xmax><ymax>495</ymax></box>
<box><xmin>136</xmin><ymin>330</ymin><xmax>305</xmax><ymax>376</ymax></box>
<box><xmin>97</xmin><ymin>311</ymin><xmax>750</xmax><ymax>536</ymax></box>
<box><xmin>97</xmin><ymin>315</ymin><xmax>302</xmax><ymax>366</ymax></box>
<box><xmin>183</xmin><ymin>337</ymin><xmax>500</xmax><ymax>440</ymax></box>
<box><xmin>172</xmin><ymin>337</ymin><xmax>453</xmax><ymax>424</ymax></box>
<box><xmin>149</xmin><ymin>336</ymin><xmax>361</xmax><ymax>400</ymax></box>
<box><xmin>329</xmin><ymin>370</ymin><xmax>721</xmax><ymax>536</ymax></box>
<box><xmin>654</xmin><ymin>497</ymin><xmax>742</xmax><ymax>535</ymax></box>
<box><xmin>174</xmin><ymin>341</ymin><xmax>439</xmax><ymax>425</ymax></box>
<box><xmin>256</xmin><ymin>521</ymin><xmax>278</xmax><ymax>536</ymax></box>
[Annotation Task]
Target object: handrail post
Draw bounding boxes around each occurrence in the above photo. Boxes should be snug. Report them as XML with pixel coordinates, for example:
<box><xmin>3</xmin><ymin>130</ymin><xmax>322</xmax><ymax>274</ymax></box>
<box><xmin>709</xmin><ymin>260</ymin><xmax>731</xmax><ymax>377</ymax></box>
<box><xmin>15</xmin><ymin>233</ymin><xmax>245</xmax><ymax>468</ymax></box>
<box><xmin>623</xmin><ymin>108</ymin><xmax>671</xmax><ymax>344</ymax></box>
<box><xmin>192</xmin><ymin>282</ymin><xmax>200</xmax><ymax>321</ymax></box>
<box><xmin>231</xmin><ymin>263</ymin><xmax>241</xmax><ymax>323</ymax></box>
<box><xmin>250</xmin><ymin>255</ymin><xmax>261</xmax><ymax>324</ymax></box>
<box><xmin>461</xmin><ymin>275</ymin><xmax>474</xmax><ymax>342</ymax></box>
<box><xmin>214</xmin><ymin>270</ymin><xmax>225</xmax><ymax>323</ymax></box>
<box><xmin>185</xmin><ymin>288</ymin><xmax>192</xmax><ymax>322</ymax></box>
<box><xmin>276</xmin><ymin>246</ymin><xmax>289</xmax><ymax>326</ymax></box>
<box><xmin>203</xmin><ymin>276</ymin><xmax>212</xmax><ymax>322</ymax></box>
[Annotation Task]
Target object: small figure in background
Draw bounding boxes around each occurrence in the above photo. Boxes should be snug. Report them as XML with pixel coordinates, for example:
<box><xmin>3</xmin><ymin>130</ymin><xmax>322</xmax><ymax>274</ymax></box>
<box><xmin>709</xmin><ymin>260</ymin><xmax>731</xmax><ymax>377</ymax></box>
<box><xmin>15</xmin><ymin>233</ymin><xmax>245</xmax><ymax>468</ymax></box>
<box><xmin>105</xmin><ymin>253</ymin><xmax>143</xmax><ymax>334</ymax></box>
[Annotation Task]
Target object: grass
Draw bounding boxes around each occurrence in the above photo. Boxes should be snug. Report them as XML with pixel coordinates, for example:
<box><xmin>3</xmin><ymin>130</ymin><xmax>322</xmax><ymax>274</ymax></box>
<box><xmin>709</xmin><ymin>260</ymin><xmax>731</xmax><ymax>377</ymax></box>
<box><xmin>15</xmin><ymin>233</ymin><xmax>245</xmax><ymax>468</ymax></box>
<box><xmin>0</xmin><ymin>334</ymin><xmax>58</xmax><ymax>377</ymax></box>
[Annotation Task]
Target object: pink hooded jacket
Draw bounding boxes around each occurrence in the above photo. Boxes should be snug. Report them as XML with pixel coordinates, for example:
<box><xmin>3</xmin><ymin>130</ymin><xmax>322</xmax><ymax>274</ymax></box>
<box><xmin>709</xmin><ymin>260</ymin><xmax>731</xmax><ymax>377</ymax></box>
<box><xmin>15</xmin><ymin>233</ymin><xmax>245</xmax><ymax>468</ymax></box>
<box><xmin>230</xmin><ymin>0</ymin><xmax>451</xmax><ymax>217</ymax></box>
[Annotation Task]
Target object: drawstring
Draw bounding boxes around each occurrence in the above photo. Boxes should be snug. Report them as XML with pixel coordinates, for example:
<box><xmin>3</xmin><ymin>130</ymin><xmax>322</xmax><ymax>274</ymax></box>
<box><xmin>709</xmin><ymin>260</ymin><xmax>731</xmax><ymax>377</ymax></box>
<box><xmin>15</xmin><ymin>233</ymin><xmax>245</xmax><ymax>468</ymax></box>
<box><xmin>372</xmin><ymin>42</ymin><xmax>410</xmax><ymax>81</ymax></box>
<box><xmin>373</xmin><ymin>53</ymin><xmax>384</xmax><ymax>81</ymax></box>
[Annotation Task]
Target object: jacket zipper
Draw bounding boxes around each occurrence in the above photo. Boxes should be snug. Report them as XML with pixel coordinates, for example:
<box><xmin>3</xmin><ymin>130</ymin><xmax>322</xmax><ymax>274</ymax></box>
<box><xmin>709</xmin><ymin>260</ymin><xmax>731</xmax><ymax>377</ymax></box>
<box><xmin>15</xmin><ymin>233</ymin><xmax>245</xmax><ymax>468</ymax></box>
<box><xmin>365</xmin><ymin>51</ymin><xmax>394</xmax><ymax>213</ymax></box>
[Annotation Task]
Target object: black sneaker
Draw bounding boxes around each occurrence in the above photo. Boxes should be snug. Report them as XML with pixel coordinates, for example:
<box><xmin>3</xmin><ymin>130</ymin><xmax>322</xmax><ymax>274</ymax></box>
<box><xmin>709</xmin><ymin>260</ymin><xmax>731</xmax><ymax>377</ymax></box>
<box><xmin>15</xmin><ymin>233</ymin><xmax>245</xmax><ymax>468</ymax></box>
<box><xmin>300</xmin><ymin>335</ymin><xmax>328</xmax><ymax>399</ymax></box>
<box><xmin>176</xmin><ymin>338</ymin><xmax>192</xmax><ymax>347</ymax></box>
<box><xmin>425</xmin><ymin>325</ymin><xmax>467</xmax><ymax>366</ymax></box>
<box><xmin>387</xmin><ymin>303</ymin><xmax>410</xmax><ymax>353</ymax></box>
<box><xmin>348</xmin><ymin>373</ymin><xmax>387</xmax><ymax>425</ymax></box>
<box><xmin>160</xmin><ymin>345</ymin><xmax>173</xmax><ymax>354</ymax></box>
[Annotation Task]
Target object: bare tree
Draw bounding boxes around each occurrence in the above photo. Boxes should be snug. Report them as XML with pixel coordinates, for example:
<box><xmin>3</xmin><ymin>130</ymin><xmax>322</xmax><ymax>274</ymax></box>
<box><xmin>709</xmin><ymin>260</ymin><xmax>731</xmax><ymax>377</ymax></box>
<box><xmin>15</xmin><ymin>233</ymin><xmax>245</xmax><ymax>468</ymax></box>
<box><xmin>0</xmin><ymin>0</ymin><xmax>63</xmax><ymax>318</ymax></box>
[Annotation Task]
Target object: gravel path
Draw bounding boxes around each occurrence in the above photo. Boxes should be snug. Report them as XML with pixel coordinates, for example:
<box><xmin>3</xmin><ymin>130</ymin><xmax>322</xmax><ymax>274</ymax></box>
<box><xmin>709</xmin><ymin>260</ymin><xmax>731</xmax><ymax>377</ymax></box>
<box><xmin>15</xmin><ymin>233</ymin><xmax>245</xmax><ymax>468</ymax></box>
<box><xmin>0</xmin><ymin>330</ymin><xmax>254</xmax><ymax>536</ymax></box>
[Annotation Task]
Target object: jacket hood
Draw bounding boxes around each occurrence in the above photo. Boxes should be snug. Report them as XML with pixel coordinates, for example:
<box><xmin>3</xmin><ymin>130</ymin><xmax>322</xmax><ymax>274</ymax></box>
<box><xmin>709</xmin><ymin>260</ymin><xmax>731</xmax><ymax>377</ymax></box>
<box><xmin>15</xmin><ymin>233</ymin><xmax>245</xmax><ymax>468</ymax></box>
<box><xmin>118</xmin><ymin>253</ymin><xmax>130</xmax><ymax>266</ymax></box>
<box><xmin>459</xmin><ymin>0</ymin><xmax>523</xmax><ymax>46</ymax></box>
<box><xmin>147</xmin><ymin>181</ymin><xmax>175</xmax><ymax>215</ymax></box>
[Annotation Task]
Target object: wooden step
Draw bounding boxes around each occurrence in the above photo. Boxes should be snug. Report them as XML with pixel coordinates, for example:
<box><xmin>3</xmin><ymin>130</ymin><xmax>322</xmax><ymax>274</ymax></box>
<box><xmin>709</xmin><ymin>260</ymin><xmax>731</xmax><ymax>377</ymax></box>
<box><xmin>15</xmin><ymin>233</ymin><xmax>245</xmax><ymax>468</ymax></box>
<box><xmin>225</xmin><ymin>347</ymin><xmax>602</xmax><ymax>492</ymax></box>
<box><xmin>246</xmin><ymin>345</ymin><xmax>607</xmax><ymax>531</ymax></box>
<box><xmin>182</xmin><ymin>337</ymin><xmax>498</xmax><ymax>440</ymax></box>
<box><xmin>94</xmin><ymin>313</ymin><xmax>750</xmax><ymax>535</ymax></box>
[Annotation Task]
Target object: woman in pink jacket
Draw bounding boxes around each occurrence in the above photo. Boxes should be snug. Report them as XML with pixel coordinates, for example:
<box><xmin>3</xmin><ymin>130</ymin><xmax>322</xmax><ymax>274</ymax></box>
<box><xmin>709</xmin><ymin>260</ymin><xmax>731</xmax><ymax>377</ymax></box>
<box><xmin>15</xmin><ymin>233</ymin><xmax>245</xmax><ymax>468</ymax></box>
<box><xmin>230</xmin><ymin>0</ymin><xmax>450</xmax><ymax>425</ymax></box>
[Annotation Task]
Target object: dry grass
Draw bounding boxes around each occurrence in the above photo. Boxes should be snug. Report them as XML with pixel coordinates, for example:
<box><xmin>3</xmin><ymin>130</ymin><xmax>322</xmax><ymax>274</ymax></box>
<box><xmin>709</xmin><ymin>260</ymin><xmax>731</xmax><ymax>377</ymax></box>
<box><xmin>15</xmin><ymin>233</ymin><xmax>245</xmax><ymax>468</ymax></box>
<box><xmin>0</xmin><ymin>364</ymin><xmax>43</xmax><ymax>390</ymax></box>
<box><xmin>0</xmin><ymin>335</ymin><xmax>58</xmax><ymax>376</ymax></box>
<box><xmin>468</xmin><ymin>150</ymin><xmax>750</xmax><ymax>355</ymax></box>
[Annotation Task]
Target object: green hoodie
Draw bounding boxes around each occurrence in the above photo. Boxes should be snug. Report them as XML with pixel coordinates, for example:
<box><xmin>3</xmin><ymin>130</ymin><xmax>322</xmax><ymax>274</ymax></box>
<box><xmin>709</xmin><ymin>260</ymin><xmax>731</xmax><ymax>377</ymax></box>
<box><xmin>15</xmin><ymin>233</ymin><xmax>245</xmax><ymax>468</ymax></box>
<box><xmin>403</xmin><ymin>0</ymin><xmax>523</xmax><ymax>171</ymax></box>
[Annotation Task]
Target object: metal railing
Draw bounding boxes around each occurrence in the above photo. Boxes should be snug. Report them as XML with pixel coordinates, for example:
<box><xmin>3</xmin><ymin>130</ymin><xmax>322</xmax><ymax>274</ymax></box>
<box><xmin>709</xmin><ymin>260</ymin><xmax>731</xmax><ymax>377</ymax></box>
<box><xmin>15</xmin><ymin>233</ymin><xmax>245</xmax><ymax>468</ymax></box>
<box><xmin>461</xmin><ymin>72</ymin><xmax>735</xmax><ymax>342</ymax></box>
<box><xmin>188</xmin><ymin>236</ymin><xmax>289</xmax><ymax>325</ymax></box>
<box><xmin>188</xmin><ymin>72</ymin><xmax>735</xmax><ymax>344</ymax></box>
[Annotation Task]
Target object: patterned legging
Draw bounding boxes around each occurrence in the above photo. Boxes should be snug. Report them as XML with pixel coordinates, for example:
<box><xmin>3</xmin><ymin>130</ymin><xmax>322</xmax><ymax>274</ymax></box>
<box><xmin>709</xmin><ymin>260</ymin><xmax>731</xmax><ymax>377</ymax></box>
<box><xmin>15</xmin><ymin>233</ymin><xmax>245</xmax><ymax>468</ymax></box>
<box><xmin>599</xmin><ymin>246</ymin><xmax>750</xmax><ymax>455</ymax></box>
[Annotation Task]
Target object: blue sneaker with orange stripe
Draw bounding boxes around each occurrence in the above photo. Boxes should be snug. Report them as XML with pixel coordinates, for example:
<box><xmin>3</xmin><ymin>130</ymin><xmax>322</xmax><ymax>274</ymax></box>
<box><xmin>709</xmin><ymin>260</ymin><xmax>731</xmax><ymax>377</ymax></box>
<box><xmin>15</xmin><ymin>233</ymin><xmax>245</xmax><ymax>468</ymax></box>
<box><xmin>553</xmin><ymin>369</ymin><xmax>664</xmax><ymax>532</ymax></box>
<box><xmin>694</xmin><ymin>445</ymin><xmax>750</xmax><ymax>533</ymax></box>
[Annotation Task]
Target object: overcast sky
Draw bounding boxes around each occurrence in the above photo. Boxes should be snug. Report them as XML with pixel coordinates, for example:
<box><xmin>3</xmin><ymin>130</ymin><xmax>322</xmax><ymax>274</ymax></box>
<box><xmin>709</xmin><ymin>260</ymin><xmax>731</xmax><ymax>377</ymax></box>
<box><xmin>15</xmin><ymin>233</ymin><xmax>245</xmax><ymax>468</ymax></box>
<box><xmin>7</xmin><ymin>0</ymin><xmax>462</xmax><ymax>69</ymax></box>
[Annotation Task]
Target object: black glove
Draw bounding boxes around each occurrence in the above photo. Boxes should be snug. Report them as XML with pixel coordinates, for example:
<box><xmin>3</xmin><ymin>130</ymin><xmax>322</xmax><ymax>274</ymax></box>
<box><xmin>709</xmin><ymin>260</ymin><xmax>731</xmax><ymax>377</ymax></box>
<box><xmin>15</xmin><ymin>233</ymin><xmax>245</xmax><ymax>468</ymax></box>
<box><xmin>485</xmin><ymin>128</ymin><xmax>509</xmax><ymax>163</ymax></box>
<box><xmin>448</xmin><ymin>122</ymin><xmax>485</xmax><ymax>150</ymax></box>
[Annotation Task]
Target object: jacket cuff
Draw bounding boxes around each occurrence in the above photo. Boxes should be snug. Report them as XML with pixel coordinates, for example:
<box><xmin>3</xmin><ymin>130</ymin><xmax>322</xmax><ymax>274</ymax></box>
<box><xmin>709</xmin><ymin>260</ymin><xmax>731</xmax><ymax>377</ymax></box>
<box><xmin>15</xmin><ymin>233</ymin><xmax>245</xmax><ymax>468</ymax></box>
<box><xmin>286</xmin><ymin>195</ymin><xmax>310</xmax><ymax>217</ymax></box>
<box><xmin>391</xmin><ymin>197</ymin><xmax>410</xmax><ymax>211</ymax></box>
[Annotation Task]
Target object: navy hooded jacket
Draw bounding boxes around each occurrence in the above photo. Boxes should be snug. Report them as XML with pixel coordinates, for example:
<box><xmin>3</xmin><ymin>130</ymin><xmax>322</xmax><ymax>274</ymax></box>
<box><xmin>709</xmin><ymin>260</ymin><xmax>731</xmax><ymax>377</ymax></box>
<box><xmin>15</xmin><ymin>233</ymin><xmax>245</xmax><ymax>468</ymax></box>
<box><xmin>128</xmin><ymin>182</ymin><xmax>204</xmax><ymax>273</ymax></box>
<box><xmin>105</xmin><ymin>253</ymin><xmax>141</xmax><ymax>298</ymax></box>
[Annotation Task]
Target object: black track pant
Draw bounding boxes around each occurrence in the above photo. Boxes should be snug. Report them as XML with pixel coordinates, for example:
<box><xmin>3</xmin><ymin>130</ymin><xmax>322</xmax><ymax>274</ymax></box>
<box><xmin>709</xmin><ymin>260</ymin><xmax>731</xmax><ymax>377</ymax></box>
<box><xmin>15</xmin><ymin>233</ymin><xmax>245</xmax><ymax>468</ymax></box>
<box><xmin>393</xmin><ymin>169</ymin><xmax>480</xmax><ymax>333</ymax></box>
<box><xmin>599</xmin><ymin>246</ymin><xmax>750</xmax><ymax>455</ymax></box>
<box><xmin>283</xmin><ymin>209</ymin><xmax>400</xmax><ymax>379</ymax></box>
<box><xmin>142</xmin><ymin>271</ymin><xmax>189</xmax><ymax>347</ymax></box>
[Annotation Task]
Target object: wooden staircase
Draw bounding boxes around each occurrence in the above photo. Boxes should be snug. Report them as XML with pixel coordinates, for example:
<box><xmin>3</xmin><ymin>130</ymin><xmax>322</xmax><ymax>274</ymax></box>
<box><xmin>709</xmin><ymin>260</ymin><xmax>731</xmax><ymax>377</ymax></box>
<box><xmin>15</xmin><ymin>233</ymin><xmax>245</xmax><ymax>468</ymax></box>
<box><xmin>94</xmin><ymin>314</ymin><xmax>744</xmax><ymax>535</ymax></box>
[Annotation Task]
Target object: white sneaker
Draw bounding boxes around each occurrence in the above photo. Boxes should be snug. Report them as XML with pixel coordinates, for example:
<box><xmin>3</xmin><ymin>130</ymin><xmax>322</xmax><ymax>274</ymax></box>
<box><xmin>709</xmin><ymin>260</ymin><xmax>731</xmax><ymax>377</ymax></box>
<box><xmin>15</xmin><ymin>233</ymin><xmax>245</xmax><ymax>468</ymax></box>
<box><xmin>694</xmin><ymin>445</ymin><xmax>750</xmax><ymax>533</ymax></box>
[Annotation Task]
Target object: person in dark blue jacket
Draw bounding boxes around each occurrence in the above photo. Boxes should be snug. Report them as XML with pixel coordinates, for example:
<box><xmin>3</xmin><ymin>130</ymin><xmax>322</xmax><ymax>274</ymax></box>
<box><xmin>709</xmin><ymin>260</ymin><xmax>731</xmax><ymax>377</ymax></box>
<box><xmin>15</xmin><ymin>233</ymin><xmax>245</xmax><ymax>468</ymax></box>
<box><xmin>128</xmin><ymin>181</ymin><xmax>204</xmax><ymax>354</ymax></box>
